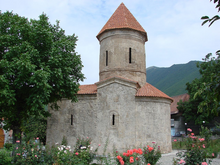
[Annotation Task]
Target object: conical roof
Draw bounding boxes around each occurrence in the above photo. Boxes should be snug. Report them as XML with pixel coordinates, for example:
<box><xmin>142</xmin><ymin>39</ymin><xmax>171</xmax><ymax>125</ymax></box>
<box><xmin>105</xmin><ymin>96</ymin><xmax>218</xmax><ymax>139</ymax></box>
<box><xmin>136</xmin><ymin>83</ymin><xmax>173</xmax><ymax>102</ymax></box>
<box><xmin>97</xmin><ymin>3</ymin><xmax>148</xmax><ymax>41</ymax></box>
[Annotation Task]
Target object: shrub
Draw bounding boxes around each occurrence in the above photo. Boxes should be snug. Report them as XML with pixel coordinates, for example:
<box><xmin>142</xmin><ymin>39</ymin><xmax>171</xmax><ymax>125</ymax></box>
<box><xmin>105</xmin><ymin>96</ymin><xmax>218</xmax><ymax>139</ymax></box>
<box><xmin>4</xmin><ymin>143</ymin><xmax>13</xmax><ymax>150</ymax></box>
<box><xmin>115</xmin><ymin>148</ymin><xmax>144</xmax><ymax>165</ymax></box>
<box><xmin>0</xmin><ymin>148</ymin><xmax>12</xmax><ymax>165</ymax></box>
<box><xmin>174</xmin><ymin>128</ymin><xmax>213</xmax><ymax>165</ymax></box>
<box><xmin>12</xmin><ymin>137</ymin><xmax>54</xmax><ymax>165</ymax></box>
<box><xmin>73</xmin><ymin>137</ymin><xmax>99</xmax><ymax>164</ymax></box>
<box><xmin>143</xmin><ymin>143</ymin><xmax>161</xmax><ymax>165</ymax></box>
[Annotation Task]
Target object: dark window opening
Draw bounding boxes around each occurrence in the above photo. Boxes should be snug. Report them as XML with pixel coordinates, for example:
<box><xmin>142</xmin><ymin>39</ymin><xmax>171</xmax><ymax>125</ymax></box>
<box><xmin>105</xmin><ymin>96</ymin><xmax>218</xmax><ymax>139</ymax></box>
<box><xmin>106</xmin><ymin>51</ymin><xmax>108</xmax><ymax>66</ymax></box>
<box><xmin>71</xmin><ymin>114</ymin><xmax>73</xmax><ymax>125</ymax></box>
<box><xmin>129</xmin><ymin>48</ymin><xmax>132</xmax><ymax>63</ymax></box>
<box><xmin>112</xmin><ymin>114</ymin><xmax>115</xmax><ymax>125</ymax></box>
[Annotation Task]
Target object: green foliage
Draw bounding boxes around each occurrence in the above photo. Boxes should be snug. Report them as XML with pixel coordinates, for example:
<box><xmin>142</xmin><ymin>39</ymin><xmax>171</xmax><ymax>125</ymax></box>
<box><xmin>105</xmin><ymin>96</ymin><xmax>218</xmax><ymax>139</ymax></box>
<box><xmin>200</xmin><ymin>126</ymin><xmax>212</xmax><ymax>146</ymax></box>
<box><xmin>147</xmin><ymin>61</ymin><xmax>201</xmax><ymax>96</ymax></box>
<box><xmin>12</xmin><ymin>137</ymin><xmax>54</xmax><ymax>164</ymax></box>
<box><xmin>22</xmin><ymin>114</ymin><xmax>47</xmax><ymax>144</ymax></box>
<box><xmin>201</xmin><ymin>0</ymin><xmax>220</xmax><ymax>26</ymax></box>
<box><xmin>143</xmin><ymin>144</ymin><xmax>161</xmax><ymax>165</ymax></box>
<box><xmin>174</xmin><ymin>129</ymin><xmax>213</xmax><ymax>165</ymax></box>
<box><xmin>0</xmin><ymin>11</ymin><xmax>84</xmax><ymax>142</ymax></box>
<box><xmin>194</xmin><ymin>54</ymin><xmax>220</xmax><ymax>117</ymax></box>
<box><xmin>73</xmin><ymin>137</ymin><xmax>99</xmax><ymax>164</ymax></box>
<box><xmin>0</xmin><ymin>148</ymin><xmax>12</xmax><ymax>165</ymax></box>
<box><xmin>4</xmin><ymin>143</ymin><xmax>13</xmax><ymax>151</ymax></box>
<box><xmin>178</xmin><ymin>56</ymin><xmax>220</xmax><ymax>124</ymax></box>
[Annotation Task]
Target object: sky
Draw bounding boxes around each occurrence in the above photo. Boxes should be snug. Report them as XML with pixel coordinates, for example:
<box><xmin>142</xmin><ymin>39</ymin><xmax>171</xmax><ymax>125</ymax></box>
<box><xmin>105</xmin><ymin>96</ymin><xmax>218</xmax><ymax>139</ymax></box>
<box><xmin>1</xmin><ymin>0</ymin><xmax>220</xmax><ymax>85</ymax></box>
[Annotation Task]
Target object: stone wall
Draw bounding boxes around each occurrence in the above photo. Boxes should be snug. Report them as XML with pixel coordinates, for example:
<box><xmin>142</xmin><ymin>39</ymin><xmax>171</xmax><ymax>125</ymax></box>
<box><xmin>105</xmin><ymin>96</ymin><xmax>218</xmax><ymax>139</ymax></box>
<box><xmin>46</xmin><ymin>78</ymin><xmax>172</xmax><ymax>154</ymax></box>
<box><xmin>98</xmin><ymin>29</ymin><xmax>146</xmax><ymax>87</ymax></box>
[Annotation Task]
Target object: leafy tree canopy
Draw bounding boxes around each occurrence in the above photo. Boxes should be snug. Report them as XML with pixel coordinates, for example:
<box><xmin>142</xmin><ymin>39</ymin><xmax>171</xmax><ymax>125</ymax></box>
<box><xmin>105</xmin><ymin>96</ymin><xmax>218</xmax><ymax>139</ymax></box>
<box><xmin>0</xmin><ymin>11</ymin><xmax>84</xmax><ymax>142</ymax></box>
<box><xmin>178</xmin><ymin>0</ymin><xmax>220</xmax><ymax>125</ymax></box>
<box><xmin>178</xmin><ymin>56</ymin><xmax>219</xmax><ymax>124</ymax></box>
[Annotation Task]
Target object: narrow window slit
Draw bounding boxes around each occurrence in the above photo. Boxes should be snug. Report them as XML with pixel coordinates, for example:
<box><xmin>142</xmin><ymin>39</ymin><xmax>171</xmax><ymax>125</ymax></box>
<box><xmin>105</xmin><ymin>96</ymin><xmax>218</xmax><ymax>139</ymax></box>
<box><xmin>112</xmin><ymin>114</ymin><xmax>115</xmax><ymax>125</ymax></box>
<box><xmin>106</xmin><ymin>51</ymin><xmax>108</xmax><ymax>66</ymax></box>
<box><xmin>129</xmin><ymin>48</ymin><xmax>132</xmax><ymax>63</ymax></box>
<box><xmin>71</xmin><ymin>114</ymin><xmax>73</xmax><ymax>125</ymax></box>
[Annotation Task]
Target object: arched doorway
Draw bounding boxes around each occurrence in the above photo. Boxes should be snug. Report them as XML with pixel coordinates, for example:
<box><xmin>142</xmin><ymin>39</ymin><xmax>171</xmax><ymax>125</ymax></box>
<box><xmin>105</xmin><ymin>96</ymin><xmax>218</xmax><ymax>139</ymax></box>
<box><xmin>0</xmin><ymin>128</ymin><xmax>5</xmax><ymax>148</ymax></box>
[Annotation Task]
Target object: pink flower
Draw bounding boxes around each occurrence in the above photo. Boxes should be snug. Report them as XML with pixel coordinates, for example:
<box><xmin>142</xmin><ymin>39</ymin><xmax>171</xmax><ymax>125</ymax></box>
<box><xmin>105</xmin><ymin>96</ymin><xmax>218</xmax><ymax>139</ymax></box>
<box><xmin>116</xmin><ymin>151</ymin><xmax>118</xmax><ymax>153</ymax></box>
<box><xmin>199</xmin><ymin>138</ymin><xmax>205</xmax><ymax>142</ymax></box>
<box><xmin>174</xmin><ymin>139</ymin><xmax>177</xmax><ymax>142</ymax></box>
<box><xmin>120</xmin><ymin>160</ymin><xmax>124</xmax><ymax>165</ymax></box>
<box><xmin>127</xmin><ymin>149</ymin><xmax>133</xmax><ymax>155</ymax></box>
<box><xmin>187</xmin><ymin>128</ymin><xmax>192</xmax><ymax>132</ymax></box>
<box><xmin>16</xmin><ymin>140</ymin><xmax>20</xmax><ymax>143</ymax></box>
<box><xmin>133</xmin><ymin>149</ymin><xmax>138</xmax><ymax>153</ymax></box>
<box><xmin>147</xmin><ymin>164</ymin><xmax>151</xmax><ymax>165</ymax></box>
<box><xmin>87</xmin><ymin>137</ymin><xmax>88</xmax><ymax>139</ymax></box>
<box><xmin>212</xmin><ymin>153</ymin><xmax>215</xmax><ymax>157</ymax></box>
<box><xmin>16</xmin><ymin>147</ymin><xmax>18</xmax><ymax>150</ymax></box>
<box><xmin>138</xmin><ymin>148</ymin><xmax>143</xmax><ymax>155</ymax></box>
<box><xmin>202</xmin><ymin>162</ymin><xmax>208</xmax><ymax>165</ymax></box>
<box><xmin>98</xmin><ymin>144</ymin><xmax>101</xmax><ymax>146</ymax></box>
<box><xmin>36</xmin><ymin>137</ymin><xmax>39</xmax><ymax>140</ymax></box>
<box><xmin>75</xmin><ymin>152</ymin><xmax>79</xmax><ymax>155</ymax></box>
<box><xmin>191</xmin><ymin>133</ymin><xmax>194</xmax><ymax>136</ymax></box>
<box><xmin>152</xmin><ymin>141</ymin><xmax>155</xmax><ymax>144</ymax></box>
<box><xmin>16</xmin><ymin>153</ymin><xmax>21</xmax><ymax>156</ymax></box>
<box><xmin>117</xmin><ymin>155</ymin><xmax>123</xmax><ymax>160</ymax></box>
<box><xmin>148</xmin><ymin>147</ymin><xmax>154</xmax><ymax>152</ymax></box>
<box><xmin>202</xmin><ymin>144</ymin><xmax>206</xmax><ymax>148</ymax></box>
<box><xmin>179</xmin><ymin>159</ymin><xmax>185</xmax><ymax>164</ymax></box>
<box><xmin>35</xmin><ymin>155</ymin><xmax>37</xmax><ymax>157</ymax></box>
<box><xmin>129</xmin><ymin>156</ymin><xmax>134</xmax><ymax>163</ymax></box>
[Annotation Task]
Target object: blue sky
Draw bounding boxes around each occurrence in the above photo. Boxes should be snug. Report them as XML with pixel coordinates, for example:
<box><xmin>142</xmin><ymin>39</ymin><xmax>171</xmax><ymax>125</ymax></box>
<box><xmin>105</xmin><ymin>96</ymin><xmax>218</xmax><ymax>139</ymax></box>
<box><xmin>1</xmin><ymin>0</ymin><xmax>220</xmax><ymax>84</ymax></box>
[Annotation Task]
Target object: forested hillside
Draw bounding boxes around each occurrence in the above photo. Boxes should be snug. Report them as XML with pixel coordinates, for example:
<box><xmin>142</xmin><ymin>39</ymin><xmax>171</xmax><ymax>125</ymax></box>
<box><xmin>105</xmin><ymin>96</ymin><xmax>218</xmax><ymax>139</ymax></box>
<box><xmin>146</xmin><ymin>61</ymin><xmax>201</xmax><ymax>97</ymax></box>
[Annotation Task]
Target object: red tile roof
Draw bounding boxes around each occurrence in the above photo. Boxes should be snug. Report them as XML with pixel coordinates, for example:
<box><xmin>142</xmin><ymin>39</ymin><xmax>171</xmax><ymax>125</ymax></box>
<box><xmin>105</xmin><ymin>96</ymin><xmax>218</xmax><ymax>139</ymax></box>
<box><xmin>77</xmin><ymin>81</ymin><xmax>173</xmax><ymax>102</ymax></box>
<box><xmin>136</xmin><ymin>83</ymin><xmax>173</xmax><ymax>101</ymax></box>
<box><xmin>97</xmin><ymin>3</ymin><xmax>147</xmax><ymax>41</ymax></box>
<box><xmin>170</xmin><ymin>93</ymin><xmax>190</xmax><ymax>114</ymax></box>
<box><xmin>77</xmin><ymin>84</ymin><xmax>97</xmax><ymax>94</ymax></box>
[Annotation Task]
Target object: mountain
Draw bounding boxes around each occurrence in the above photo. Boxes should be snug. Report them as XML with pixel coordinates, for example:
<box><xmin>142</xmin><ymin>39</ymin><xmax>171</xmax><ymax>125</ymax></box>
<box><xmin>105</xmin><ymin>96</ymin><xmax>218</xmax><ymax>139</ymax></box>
<box><xmin>146</xmin><ymin>61</ymin><xmax>202</xmax><ymax>97</ymax></box>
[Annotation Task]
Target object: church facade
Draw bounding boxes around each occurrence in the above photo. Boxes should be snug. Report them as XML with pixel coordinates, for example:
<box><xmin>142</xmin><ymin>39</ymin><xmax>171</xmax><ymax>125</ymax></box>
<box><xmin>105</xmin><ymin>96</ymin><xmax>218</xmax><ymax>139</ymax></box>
<box><xmin>46</xmin><ymin>3</ymin><xmax>173</xmax><ymax>154</ymax></box>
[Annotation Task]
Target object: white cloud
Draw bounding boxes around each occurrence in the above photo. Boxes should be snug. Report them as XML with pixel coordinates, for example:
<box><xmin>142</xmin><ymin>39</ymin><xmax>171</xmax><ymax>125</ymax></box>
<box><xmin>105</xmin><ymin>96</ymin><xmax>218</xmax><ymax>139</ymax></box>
<box><xmin>1</xmin><ymin>0</ymin><xmax>220</xmax><ymax>84</ymax></box>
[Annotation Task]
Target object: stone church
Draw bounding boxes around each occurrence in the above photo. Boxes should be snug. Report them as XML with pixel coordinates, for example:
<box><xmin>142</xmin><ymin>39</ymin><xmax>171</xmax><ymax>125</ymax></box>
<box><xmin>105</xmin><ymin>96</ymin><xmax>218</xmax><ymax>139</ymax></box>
<box><xmin>46</xmin><ymin>3</ymin><xmax>173</xmax><ymax>154</ymax></box>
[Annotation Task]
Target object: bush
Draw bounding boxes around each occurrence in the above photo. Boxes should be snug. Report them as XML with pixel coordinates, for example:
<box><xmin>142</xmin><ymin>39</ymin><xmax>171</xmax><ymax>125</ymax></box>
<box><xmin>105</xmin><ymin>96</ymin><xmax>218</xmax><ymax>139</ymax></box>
<box><xmin>4</xmin><ymin>143</ymin><xmax>13</xmax><ymax>150</ymax></box>
<box><xmin>0</xmin><ymin>148</ymin><xmax>12</xmax><ymax>165</ymax></box>
<box><xmin>73</xmin><ymin>137</ymin><xmax>99</xmax><ymax>164</ymax></box>
<box><xmin>12</xmin><ymin>137</ymin><xmax>54</xmax><ymax>165</ymax></box>
<box><xmin>174</xmin><ymin>128</ymin><xmax>213</xmax><ymax>165</ymax></box>
<box><xmin>143</xmin><ymin>143</ymin><xmax>161</xmax><ymax>165</ymax></box>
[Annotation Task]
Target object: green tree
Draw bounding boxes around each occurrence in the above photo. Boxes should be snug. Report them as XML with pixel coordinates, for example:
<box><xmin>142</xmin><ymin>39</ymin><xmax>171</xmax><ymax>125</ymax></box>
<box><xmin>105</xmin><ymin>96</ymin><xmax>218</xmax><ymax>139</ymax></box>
<box><xmin>177</xmin><ymin>60</ymin><xmax>218</xmax><ymax>124</ymax></box>
<box><xmin>178</xmin><ymin>0</ymin><xmax>220</xmax><ymax>124</ymax></box>
<box><xmin>0</xmin><ymin>11</ymin><xmax>84</xmax><ymax>143</ymax></box>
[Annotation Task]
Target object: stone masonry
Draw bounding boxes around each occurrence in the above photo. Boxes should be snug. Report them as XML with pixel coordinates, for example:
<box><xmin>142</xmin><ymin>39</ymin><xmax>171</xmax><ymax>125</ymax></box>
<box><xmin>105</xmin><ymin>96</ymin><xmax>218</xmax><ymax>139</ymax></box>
<box><xmin>46</xmin><ymin>3</ymin><xmax>173</xmax><ymax>154</ymax></box>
